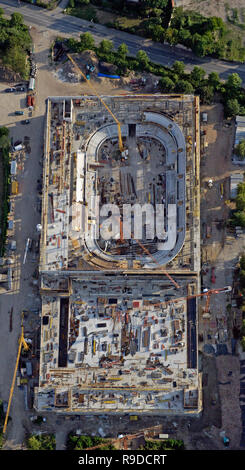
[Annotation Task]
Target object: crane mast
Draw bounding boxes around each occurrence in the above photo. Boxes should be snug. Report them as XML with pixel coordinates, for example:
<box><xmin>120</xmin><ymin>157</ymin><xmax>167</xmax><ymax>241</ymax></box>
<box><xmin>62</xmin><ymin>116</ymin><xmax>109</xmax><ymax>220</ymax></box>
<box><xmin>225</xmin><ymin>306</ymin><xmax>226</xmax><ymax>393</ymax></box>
<box><xmin>3</xmin><ymin>316</ymin><xmax>29</xmax><ymax>435</ymax></box>
<box><xmin>67</xmin><ymin>54</ymin><xmax>124</xmax><ymax>152</ymax></box>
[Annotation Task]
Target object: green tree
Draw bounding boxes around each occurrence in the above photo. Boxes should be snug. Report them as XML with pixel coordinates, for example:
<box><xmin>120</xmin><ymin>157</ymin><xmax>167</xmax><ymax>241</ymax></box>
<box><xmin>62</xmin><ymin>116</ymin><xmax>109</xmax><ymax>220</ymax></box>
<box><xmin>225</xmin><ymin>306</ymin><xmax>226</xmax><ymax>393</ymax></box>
<box><xmin>178</xmin><ymin>29</ymin><xmax>192</xmax><ymax>44</ymax></box>
<box><xmin>241</xmin><ymin>336</ymin><xmax>245</xmax><ymax>351</ymax></box>
<box><xmin>0</xmin><ymin>127</ymin><xmax>9</xmax><ymax>138</ymax></box>
<box><xmin>199</xmin><ymin>85</ymin><xmax>214</xmax><ymax>104</ymax></box>
<box><xmin>75</xmin><ymin>435</ymin><xmax>93</xmax><ymax>449</ymax></box>
<box><xmin>240</xmin><ymin>253</ymin><xmax>245</xmax><ymax>271</ymax></box>
<box><xmin>235</xmin><ymin>140</ymin><xmax>245</xmax><ymax>160</ymax></box>
<box><xmin>10</xmin><ymin>12</ymin><xmax>24</xmax><ymax>27</ymax></box>
<box><xmin>136</xmin><ymin>50</ymin><xmax>149</xmax><ymax>69</ymax></box>
<box><xmin>143</xmin><ymin>0</ymin><xmax>168</xmax><ymax>8</ymax></box>
<box><xmin>159</xmin><ymin>76</ymin><xmax>175</xmax><ymax>92</ymax></box>
<box><xmin>79</xmin><ymin>32</ymin><xmax>95</xmax><ymax>51</ymax></box>
<box><xmin>192</xmin><ymin>31</ymin><xmax>216</xmax><ymax>57</ymax></box>
<box><xmin>208</xmin><ymin>71</ymin><xmax>220</xmax><ymax>89</ymax></box>
<box><xmin>27</xmin><ymin>433</ymin><xmax>55</xmax><ymax>450</ymax></box>
<box><xmin>117</xmin><ymin>43</ymin><xmax>128</xmax><ymax>60</ymax></box>
<box><xmin>172</xmin><ymin>60</ymin><xmax>185</xmax><ymax>77</ymax></box>
<box><xmin>235</xmin><ymin>182</ymin><xmax>245</xmax><ymax>208</ymax></box>
<box><xmin>207</xmin><ymin>16</ymin><xmax>225</xmax><ymax>32</ymax></box>
<box><xmin>147</xmin><ymin>23</ymin><xmax>165</xmax><ymax>42</ymax></box>
<box><xmin>175</xmin><ymin>79</ymin><xmax>194</xmax><ymax>94</ymax></box>
<box><xmin>225</xmin><ymin>98</ymin><xmax>240</xmax><ymax>117</ymax></box>
<box><xmin>98</xmin><ymin>39</ymin><xmax>114</xmax><ymax>55</ymax></box>
<box><xmin>233</xmin><ymin>211</ymin><xmax>245</xmax><ymax>227</ymax></box>
<box><xmin>3</xmin><ymin>45</ymin><xmax>27</xmax><ymax>77</ymax></box>
<box><xmin>27</xmin><ymin>436</ymin><xmax>42</xmax><ymax>450</ymax></box>
<box><xmin>226</xmin><ymin>72</ymin><xmax>242</xmax><ymax>89</ymax></box>
<box><xmin>240</xmin><ymin>319</ymin><xmax>245</xmax><ymax>336</ymax></box>
<box><xmin>190</xmin><ymin>66</ymin><xmax>206</xmax><ymax>86</ymax></box>
<box><xmin>66</xmin><ymin>37</ymin><xmax>80</xmax><ymax>52</ymax></box>
<box><xmin>165</xmin><ymin>27</ymin><xmax>179</xmax><ymax>46</ymax></box>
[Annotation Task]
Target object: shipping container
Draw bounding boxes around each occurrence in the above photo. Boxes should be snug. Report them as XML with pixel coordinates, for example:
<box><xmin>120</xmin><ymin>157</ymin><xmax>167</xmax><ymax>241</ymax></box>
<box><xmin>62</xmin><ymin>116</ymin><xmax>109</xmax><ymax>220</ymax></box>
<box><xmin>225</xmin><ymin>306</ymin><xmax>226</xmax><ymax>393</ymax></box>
<box><xmin>27</xmin><ymin>94</ymin><xmax>32</xmax><ymax>107</ymax></box>
<box><xmin>28</xmin><ymin>77</ymin><xmax>35</xmax><ymax>91</ymax></box>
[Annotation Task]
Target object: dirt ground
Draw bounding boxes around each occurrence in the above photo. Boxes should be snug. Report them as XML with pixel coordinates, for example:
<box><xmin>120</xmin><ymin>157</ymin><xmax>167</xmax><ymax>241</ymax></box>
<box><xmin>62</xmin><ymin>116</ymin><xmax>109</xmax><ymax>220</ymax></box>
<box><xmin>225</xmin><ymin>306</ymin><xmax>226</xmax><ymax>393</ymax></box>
<box><xmin>200</xmin><ymin>103</ymin><xmax>236</xmax><ymax>265</ymax></box>
<box><xmin>52</xmin><ymin>48</ymin><xmax>158</xmax><ymax>95</ymax></box>
<box><xmin>179</xmin><ymin>0</ymin><xmax>245</xmax><ymax>23</ymax></box>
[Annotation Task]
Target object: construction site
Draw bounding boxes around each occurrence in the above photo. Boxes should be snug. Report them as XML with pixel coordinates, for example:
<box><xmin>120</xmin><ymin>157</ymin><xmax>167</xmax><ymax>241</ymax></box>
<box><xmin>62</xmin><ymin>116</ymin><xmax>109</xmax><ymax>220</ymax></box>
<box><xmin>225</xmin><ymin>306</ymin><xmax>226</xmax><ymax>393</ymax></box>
<box><xmin>34</xmin><ymin>90</ymin><xmax>203</xmax><ymax>415</ymax></box>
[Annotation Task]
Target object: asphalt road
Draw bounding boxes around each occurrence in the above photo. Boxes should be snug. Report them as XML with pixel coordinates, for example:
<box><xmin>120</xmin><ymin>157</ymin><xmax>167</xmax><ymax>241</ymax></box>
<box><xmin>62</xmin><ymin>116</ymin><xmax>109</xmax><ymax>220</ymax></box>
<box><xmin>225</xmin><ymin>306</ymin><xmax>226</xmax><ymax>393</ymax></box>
<box><xmin>0</xmin><ymin>0</ymin><xmax>245</xmax><ymax>83</ymax></box>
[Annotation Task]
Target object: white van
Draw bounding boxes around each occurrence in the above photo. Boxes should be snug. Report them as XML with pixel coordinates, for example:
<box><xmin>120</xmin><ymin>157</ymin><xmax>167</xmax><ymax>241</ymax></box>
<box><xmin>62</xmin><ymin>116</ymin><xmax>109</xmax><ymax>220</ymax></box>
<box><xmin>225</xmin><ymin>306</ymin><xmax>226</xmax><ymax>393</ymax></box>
<box><xmin>13</xmin><ymin>144</ymin><xmax>23</xmax><ymax>151</ymax></box>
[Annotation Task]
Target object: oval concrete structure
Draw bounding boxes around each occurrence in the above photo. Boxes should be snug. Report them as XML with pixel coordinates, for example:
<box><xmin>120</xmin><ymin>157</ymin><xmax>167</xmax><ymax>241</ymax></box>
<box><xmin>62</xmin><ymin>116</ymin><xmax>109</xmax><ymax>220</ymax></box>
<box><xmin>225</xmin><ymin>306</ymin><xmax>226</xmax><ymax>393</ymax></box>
<box><xmin>84</xmin><ymin>112</ymin><xmax>186</xmax><ymax>268</ymax></box>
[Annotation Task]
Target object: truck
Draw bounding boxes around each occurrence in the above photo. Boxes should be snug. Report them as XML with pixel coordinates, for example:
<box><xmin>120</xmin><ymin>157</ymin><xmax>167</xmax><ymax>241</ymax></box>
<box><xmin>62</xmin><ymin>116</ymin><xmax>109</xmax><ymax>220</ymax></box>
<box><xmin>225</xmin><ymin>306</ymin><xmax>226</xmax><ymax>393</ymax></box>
<box><xmin>27</xmin><ymin>94</ymin><xmax>35</xmax><ymax>107</ymax></box>
<box><xmin>27</xmin><ymin>94</ymin><xmax>32</xmax><ymax>107</ymax></box>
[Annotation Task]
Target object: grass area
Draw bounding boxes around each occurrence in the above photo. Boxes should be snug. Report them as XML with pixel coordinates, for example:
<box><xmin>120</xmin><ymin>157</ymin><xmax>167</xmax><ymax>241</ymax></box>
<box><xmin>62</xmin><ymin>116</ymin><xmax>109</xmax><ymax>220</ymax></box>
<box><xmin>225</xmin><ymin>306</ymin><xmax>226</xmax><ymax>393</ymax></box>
<box><xmin>22</xmin><ymin>0</ymin><xmax>60</xmax><ymax>8</ymax></box>
<box><xmin>226</xmin><ymin>5</ymin><xmax>245</xmax><ymax>30</ymax></box>
<box><xmin>66</xmin><ymin>5</ymin><xmax>98</xmax><ymax>21</ymax></box>
<box><xmin>65</xmin><ymin>3</ymin><xmax>143</xmax><ymax>28</ymax></box>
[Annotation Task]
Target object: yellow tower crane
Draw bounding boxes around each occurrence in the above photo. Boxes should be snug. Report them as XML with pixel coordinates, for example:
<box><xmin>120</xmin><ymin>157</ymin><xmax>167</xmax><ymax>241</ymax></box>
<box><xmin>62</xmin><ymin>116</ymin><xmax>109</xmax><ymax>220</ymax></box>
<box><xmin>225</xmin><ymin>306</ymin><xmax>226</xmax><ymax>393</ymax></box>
<box><xmin>3</xmin><ymin>314</ymin><xmax>29</xmax><ymax>435</ymax></box>
<box><xmin>67</xmin><ymin>53</ymin><xmax>124</xmax><ymax>153</ymax></box>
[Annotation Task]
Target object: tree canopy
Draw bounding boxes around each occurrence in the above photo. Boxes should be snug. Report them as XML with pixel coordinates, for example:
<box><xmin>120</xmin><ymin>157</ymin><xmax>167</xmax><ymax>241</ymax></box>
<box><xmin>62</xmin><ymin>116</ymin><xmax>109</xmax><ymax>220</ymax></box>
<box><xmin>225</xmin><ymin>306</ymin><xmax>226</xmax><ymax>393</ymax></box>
<box><xmin>235</xmin><ymin>140</ymin><xmax>245</xmax><ymax>161</ymax></box>
<box><xmin>80</xmin><ymin>32</ymin><xmax>95</xmax><ymax>51</ymax></box>
<box><xmin>27</xmin><ymin>434</ymin><xmax>56</xmax><ymax>450</ymax></box>
<box><xmin>0</xmin><ymin>10</ymin><xmax>31</xmax><ymax>77</ymax></box>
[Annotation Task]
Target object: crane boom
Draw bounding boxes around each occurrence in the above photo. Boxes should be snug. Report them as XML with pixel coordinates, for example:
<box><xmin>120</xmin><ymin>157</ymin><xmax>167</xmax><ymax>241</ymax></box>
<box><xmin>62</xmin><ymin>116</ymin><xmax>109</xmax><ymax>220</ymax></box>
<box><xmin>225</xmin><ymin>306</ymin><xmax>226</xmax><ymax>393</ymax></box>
<box><xmin>165</xmin><ymin>286</ymin><xmax>232</xmax><ymax>312</ymax></box>
<box><xmin>67</xmin><ymin>54</ymin><xmax>124</xmax><ymax>152</ymax></box>
<box><xmin>136</xmin><ymin>238</ymin><xmax>180</xmax><ymax>289</ymax></box>
<box><xmin>3</xmin><ymin>317</ymin><xmax>29</xmax><ymax>435</ymax></box>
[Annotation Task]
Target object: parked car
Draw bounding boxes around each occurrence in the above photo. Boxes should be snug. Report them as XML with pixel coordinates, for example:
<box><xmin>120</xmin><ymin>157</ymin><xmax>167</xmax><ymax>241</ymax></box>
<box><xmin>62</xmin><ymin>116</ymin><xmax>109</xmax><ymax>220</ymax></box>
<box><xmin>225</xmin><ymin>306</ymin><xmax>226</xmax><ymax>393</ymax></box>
<box><xmin>21</xmin><ymin>119</ymin><xmax>30</xmax><ymax>125</ymax></box>
<box><xmin>15</xmin><ymin>111</ymin><xmax>24</xmax><ymax>115</ymax></box>
<box><xmin>15</xmin><ymin>87</ymin><xmax>25</xmax><ymax>92</ymax></box>
<box><xmin>14</xmin><ymin>140</ymin><xmax>22</xmax><ymax>146</ymax></box>
<box><xmin>5</xmin><ymin>87</ymin><xmax>15</xmax><ymax>93</ymax></box>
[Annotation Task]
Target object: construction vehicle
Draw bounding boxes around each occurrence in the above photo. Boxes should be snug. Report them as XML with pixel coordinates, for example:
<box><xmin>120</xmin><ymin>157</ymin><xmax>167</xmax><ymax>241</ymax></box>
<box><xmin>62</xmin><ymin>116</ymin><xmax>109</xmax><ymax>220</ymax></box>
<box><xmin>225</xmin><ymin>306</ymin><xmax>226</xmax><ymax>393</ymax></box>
<box><xmin>3</xmin><ymin>314</ymin><xmax>29</xmax><ymax>435</ymax></box>
<box><xmin>67</xmin><ymin>54</ymin><xmax>124</xmax><ymax>153</ymax></box>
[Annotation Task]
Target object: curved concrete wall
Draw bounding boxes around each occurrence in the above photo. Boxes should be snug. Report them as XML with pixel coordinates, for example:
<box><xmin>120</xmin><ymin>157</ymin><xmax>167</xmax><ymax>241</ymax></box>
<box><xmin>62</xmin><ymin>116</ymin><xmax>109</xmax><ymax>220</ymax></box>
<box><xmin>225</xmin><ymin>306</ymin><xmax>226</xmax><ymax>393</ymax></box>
<box><xmin>84</xmin><ymin>112</ymin><xmax>186</xmax><ymax>267</ymax></box>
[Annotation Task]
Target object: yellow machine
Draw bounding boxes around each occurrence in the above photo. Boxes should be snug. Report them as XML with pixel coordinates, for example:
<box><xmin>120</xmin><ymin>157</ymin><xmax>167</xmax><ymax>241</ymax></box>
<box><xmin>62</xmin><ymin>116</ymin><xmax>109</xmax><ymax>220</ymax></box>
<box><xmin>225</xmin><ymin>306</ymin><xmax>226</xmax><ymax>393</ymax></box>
<box><xmin>67</xmin><ymin>54</ymin><xmax>124</xmax><ymax>153</ymax></box>
<box><xmin>3</xmin><ymin>315</ymin><xmax>29</xmax><ymax>435</ymax></box>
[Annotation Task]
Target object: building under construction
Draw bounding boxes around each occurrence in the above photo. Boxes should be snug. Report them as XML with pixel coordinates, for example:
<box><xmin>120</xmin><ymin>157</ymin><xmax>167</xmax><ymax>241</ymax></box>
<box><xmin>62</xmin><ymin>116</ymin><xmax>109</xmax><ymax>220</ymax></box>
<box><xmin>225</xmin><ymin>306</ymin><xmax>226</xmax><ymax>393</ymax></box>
<box><xmin>34</xmin><ymin>94</ymin><xmax>202</xmax><ymax>414</ymax></box>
